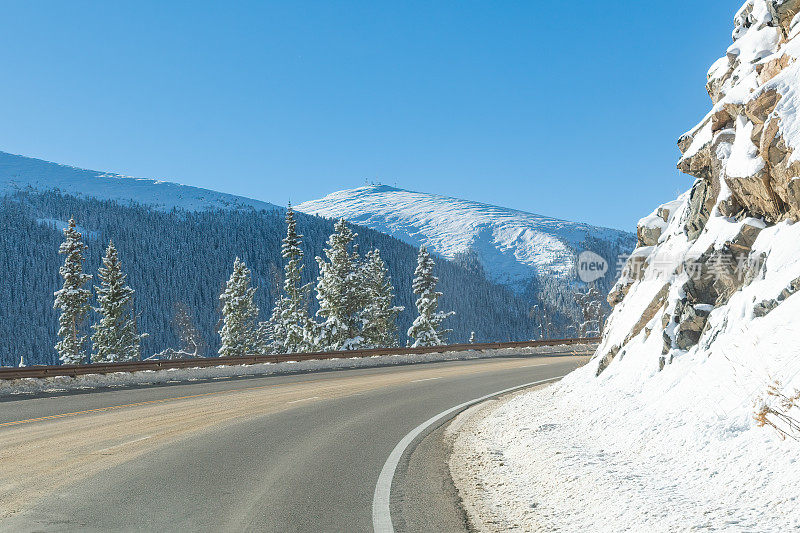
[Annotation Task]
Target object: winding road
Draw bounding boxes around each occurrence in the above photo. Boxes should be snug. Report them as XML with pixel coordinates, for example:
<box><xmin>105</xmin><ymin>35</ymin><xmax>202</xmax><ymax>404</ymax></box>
<box><xmin>0</xmin><ymin>353</ymin><xmax>586</xmax><ymax>532</ymax></box>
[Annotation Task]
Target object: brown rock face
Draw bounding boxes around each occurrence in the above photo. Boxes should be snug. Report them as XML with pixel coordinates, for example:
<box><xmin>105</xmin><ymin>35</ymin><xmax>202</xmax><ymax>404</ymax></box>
<box><xmin>678</xmin><ymin>0</ymin><xmax>800</xmax><ymax>226</ymax></box>
<box><xmin>637</xmin><ymin>224</ymin><xmax>662</xmax><ymax>247</ymax></box>
<box><xmin>595</xmin><ymin>344</ymin><xmax>620</xmax><ymax>376</ymax></box>
<box><xmin>682</xmin><ymin>86</ymin><xmax>800</xmax><ymax>225</ymax></box>
<box><xmin>767</xmin><ymin>0</ymin><xmax>800</xmax><ymax>35</ymax></box>
<box><xmin>675</xmin><ymin>305</ymin><xmax>712</xmax><ymax>350</ymax></box>
<box><xmin>607</xmin><ymin>283</ymin><xmax>628</xmax><ymax>307</ymax></box>
<box><xmin>595</xmin><ymin>1</ymin><xmax>800</xmax><ymax>375</ymax></box>
<box><xmin>684</xmin><ymin>179</ymin><xmax>715</xmax><ymax>239</ymax></box>
<box><xmin>626</xmin><ymin>284</ymin><xmax>670</xmax><ymax>343</ymax></box>
<box><xmin>721</xmin><ymin>88</ymin><xmax>800</xmax><ymax>222</ymax></box>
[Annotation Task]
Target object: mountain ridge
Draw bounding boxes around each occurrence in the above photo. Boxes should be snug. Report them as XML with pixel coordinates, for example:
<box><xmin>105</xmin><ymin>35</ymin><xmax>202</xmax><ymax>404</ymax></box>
<box><xmin>297</xmin><ymin>184</ymin><xmax>634</xmax><ymax>293</ymax></box>
<box><xmin>0</xmin><ymin>150</ymin><xmax>280</xmax><ymax>212</ymax></box>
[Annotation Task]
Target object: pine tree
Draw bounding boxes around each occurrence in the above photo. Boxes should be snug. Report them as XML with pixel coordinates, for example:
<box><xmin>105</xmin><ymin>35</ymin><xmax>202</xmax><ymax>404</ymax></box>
<box><xmin>575</xmin><ymin>285</ymin><xmax>604</xmax><ymax>337</ymax></box>
<box><xmin>407</xmin><ymin>246</ymin><xmax>454</xmax><ymax>347</ymax></box>
<box><xmin>269</xmin><ymin>205</ymin><xmax>314</xmax><ymax>353</ymax></box>
<box><xmin>314</xmin><ymin>219</ymin><xmax>364</xmax><ymax>351</ymax></box>
<box><xmin>360</xmin><ymin>249</ymin><xmax>403</xmax><ymax>348</ymax></box>
<box><xmin>254</xmin><ymin>321</ymin><xmax>272</xmax><ymax>355</ymax></box>
<box><xmin>91</xmin><ymin>240</ymin><xmax>145</xmax><ymax>362</ymax></box>
<box><xmin>53</xmin><ymin>218</ymin><xmax>92</xmax><ymax>365</ymax></box>
<box><xmin>218</xmin><ymin>257</ymin><xmax>260</xmax><ymax>356</ymax></box>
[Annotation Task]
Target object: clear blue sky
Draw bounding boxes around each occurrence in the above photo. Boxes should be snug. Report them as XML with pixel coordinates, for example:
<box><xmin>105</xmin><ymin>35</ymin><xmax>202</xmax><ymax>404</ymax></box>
<box><xmin>0</xmin><ymin>1</ymin><xmax>738</xmax><ymax>231</ymax></box>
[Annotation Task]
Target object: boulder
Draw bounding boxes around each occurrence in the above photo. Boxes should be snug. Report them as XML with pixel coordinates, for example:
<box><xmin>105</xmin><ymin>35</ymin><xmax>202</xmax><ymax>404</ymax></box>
<box><xmin>767</xmin><ymin>0</ymin><xmax>800</xmax><ymax>35</ymax></box>
<box><xmin>675</xmin><ymin>304</ymin><xmax>712</xmax><ymax>350</ymax></box>
<box><xmin>638</xmin><ymin>225</ymin><xmax>661</xmax><ymax>247</ymax></box>
<box><xmin>684</xmin><ymin>179</ymin><xmax>715</xmax><ymax>240</ymax></box>
<box><xmin>682</xmin><ymin>242</ymin><xmax>753</xmax><ymax>307</ymax></box>
<box><xmin>725</xmin><ymin>166</ymin><xmax>787</xmax><ymax>222</ymax></box>
<box><xmin>726</xmin><ymin>220</ymin><xmax>765</xmax><ymax>254</ymax></box>
<box><xmin>723</xmin><ymin>92</ymin><xmax>800</xmax><ymax>223</ymax></box>
<box><xmin>637</xmin><ymin>215</ymin><xmax>666</xmax><ymax>247</ymax></box>
<box><xmin>706</xmin><ymin>57</ymin><xmax>734</xmax><ymax>104</ymax></box>
<box><xmin>607</xmin><ymin>282</ymin><xmax>629</xmax><ymax>307</ymax></box>
<box><xmin>745</xmin><ymin>89</ymin><xmax>782</xmax><ymax>126</ymax></box>
<box><xmin>662</xmin><ymin>329</ymin><xmax>672</xmax><ymax>355</ymax></box>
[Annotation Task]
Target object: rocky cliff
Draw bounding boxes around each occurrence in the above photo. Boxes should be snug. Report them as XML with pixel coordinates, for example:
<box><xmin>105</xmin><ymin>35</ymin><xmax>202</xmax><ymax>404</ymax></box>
<box><xmin>596</xmin><ymin>0</ymin><xmax>800</xmax><ymax>379</ymax></box>
<box><xmin>447</xmin><ymin>4</ymin><xmax>800</xmax><ymax>528</ymax></box>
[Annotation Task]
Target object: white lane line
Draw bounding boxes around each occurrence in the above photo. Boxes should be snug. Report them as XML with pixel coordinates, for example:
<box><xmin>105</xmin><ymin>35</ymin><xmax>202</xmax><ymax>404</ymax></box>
<box><xmin>287</xmin><ymin>396</ymin><xmax>320</xmax><ymax>404</ymax></box>
<box><xmin>410</xmin><ymin>377</ymin><xmax>442</xmax><ymax>383</ymax></box>
<box><xmin>372</xmin><ymin>375</ymin><xmax>566</xmax><ymax>533</ymax></box>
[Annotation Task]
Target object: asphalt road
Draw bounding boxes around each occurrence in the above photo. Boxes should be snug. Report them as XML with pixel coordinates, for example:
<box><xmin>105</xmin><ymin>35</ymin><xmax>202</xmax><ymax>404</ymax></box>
<box><xmin>0</xmin><ymin>354</ymin><xmax>586</xmax><ymax>532</ymax></box>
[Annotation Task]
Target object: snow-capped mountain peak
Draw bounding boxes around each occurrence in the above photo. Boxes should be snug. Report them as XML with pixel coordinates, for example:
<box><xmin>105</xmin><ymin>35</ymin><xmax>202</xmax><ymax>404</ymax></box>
<box><xmin>297</xmin><ymin>185</ymin><xmax>634</xmax><ymax>292</ymax></box>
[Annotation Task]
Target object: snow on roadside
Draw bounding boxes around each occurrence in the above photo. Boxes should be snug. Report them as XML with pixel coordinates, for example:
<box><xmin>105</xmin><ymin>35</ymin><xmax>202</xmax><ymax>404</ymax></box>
<box><xmin>451</xmin><ymin>320</ymin><xmax>800</xmax><ymax>532</ymax></box>
<box><xmin>0</xmin><ymin>345</ymin><xmax>590</xmax><ymax>398</ymax></box>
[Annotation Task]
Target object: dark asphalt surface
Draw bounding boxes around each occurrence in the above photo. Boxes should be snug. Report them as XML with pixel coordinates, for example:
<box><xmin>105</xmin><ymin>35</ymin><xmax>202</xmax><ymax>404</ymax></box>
<box><xmin>0</xmin><ymin>354</ymin><xmax>584</xmax><ymax>532</ymax></box>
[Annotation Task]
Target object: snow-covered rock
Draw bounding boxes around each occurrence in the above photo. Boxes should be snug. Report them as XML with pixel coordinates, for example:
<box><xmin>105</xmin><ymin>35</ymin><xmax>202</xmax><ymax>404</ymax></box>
<box><xmin>604</xmin><ymin>0</ymin><xmax>800</xmax><ymax>372</ymax></box>
<box><xmin>0</xmin><ymin>151</ymin><xmax>280</xmax><ymax>212</ymax></box>
<box><xmin>297</xmin><ymin>185</ymin><xmax>633</xmax><ymax>293</ymax></box>
<box><xmin>453</xmin><ymin>2</ymin><xmax>800</xmax><ymax>529</ymax></box>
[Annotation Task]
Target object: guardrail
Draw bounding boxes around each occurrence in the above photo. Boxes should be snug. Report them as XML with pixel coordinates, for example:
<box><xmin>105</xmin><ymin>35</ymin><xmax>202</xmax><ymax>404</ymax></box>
<box><xmin>0</xmin><ymin>337</ymin><xmax>599</xmax><ymax>380</ymax></box>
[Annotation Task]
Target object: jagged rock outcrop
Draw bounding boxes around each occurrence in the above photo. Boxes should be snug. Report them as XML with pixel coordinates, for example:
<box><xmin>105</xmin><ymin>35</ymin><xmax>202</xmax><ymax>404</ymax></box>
<box><xmin>680</xmin><ymin>1</ymin><xmax>800</xmax><ymax>225</ymax></box>
<box><xmin>675</xmin><ymin>304</ymin><xmax>713</xmax><ymax>350</ymax></box>
<box><xmin>754</xmin><ymin>274</ymin><xmax>800</xmax><ymax>316</ymax></box>
<box><xmin>597</xmin><ymin>0</ymin><xmax>800</xmax><ymax>374</ymax></box>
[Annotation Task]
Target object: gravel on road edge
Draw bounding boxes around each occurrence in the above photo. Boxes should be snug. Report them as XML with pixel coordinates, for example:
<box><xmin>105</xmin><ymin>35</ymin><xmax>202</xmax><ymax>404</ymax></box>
<box><xmin>446</xmin><ymin>383</ymin><xmax>556</xmax><ymax>532</ymax></box>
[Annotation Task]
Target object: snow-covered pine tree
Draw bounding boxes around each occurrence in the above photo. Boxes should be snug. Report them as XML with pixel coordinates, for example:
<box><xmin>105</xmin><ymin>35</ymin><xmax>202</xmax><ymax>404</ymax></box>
<box><xmin>218</xmin><ymin>257</ymin><xmax>260</xmax><ymax>356</ymax></box>
<box><xmin>575</xmin><ymin>285</ymin><xmax>604</xmax><ymax>337</ymax></box>
<box><xmin>314</xmin><ymin>219</ymin><xmax>364</xmax><ymax>351</ymax></box>
<box><xmin>91</xmin><ymin>240</ymin><xmax>145</xmax><ymax>362</ymax></box>
<box><xmin>53</xmin><ymin>218</ymin><xmax>92</xmax><ymax>365</ymax></box>
<box><xmin>254</xmin><ymin>321</ymin><xmax>272</xmax><ymax>355</ymax></box>
<box><xmin>269</xmin><ymin>205</ymin><xmax>314</xmax><ymax>353</ymax></box>
<box><xmin>360</xmin><ymin>249</ymin><xmax>403</xmax><ymax>348</ymax></box>
<box><xmin>407</xmin><ymin>245</ymin><xmax>455</xmax><ymax>347</ymax></box>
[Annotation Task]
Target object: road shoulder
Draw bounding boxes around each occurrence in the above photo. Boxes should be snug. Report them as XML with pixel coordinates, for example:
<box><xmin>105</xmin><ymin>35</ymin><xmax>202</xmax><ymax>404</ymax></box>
<box><xmin>446</xmin><ymin>383</ymin><xmax>553</xmax><ymax>532</ymax></box>
<box><xmin>392</xmin><ymin>382</ymin><xmax>555</xmax><ymax>533</ymax></box>
<box><xmin>392</xmin><ymin>413</ymin><xmax>472</xmax><ymax>532</ymax></box>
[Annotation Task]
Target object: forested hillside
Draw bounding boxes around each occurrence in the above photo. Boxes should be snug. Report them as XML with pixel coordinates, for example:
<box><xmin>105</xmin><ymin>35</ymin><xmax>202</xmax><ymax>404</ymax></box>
<box><xmin>1</xmin><ymin>191</ymin><xmax>544</xmax><ymax>366</ymax></box>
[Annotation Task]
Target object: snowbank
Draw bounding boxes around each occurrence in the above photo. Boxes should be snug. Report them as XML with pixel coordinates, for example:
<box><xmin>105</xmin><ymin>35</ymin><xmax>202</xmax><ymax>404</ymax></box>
<box><xmin>452</xmin><ymin>309</ymin><xmax>800</xmax><ymax>530</ymax></box>
<box><xmin>0</xmin><ymin>344</ymin><xmax>590</xmax><ymax>398</ymax></box>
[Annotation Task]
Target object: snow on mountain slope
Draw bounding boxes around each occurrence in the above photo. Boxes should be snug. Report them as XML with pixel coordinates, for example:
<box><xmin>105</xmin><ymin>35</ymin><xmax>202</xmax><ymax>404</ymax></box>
<box><xmin>297</xmin><ymin>185</ymin><xmax>633</xmax><ymax>291</ymax></box>
<box><xmin>0</xmin><ymin>151</ymin><xmax>279</xmax><ymax>212</ymax></box>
